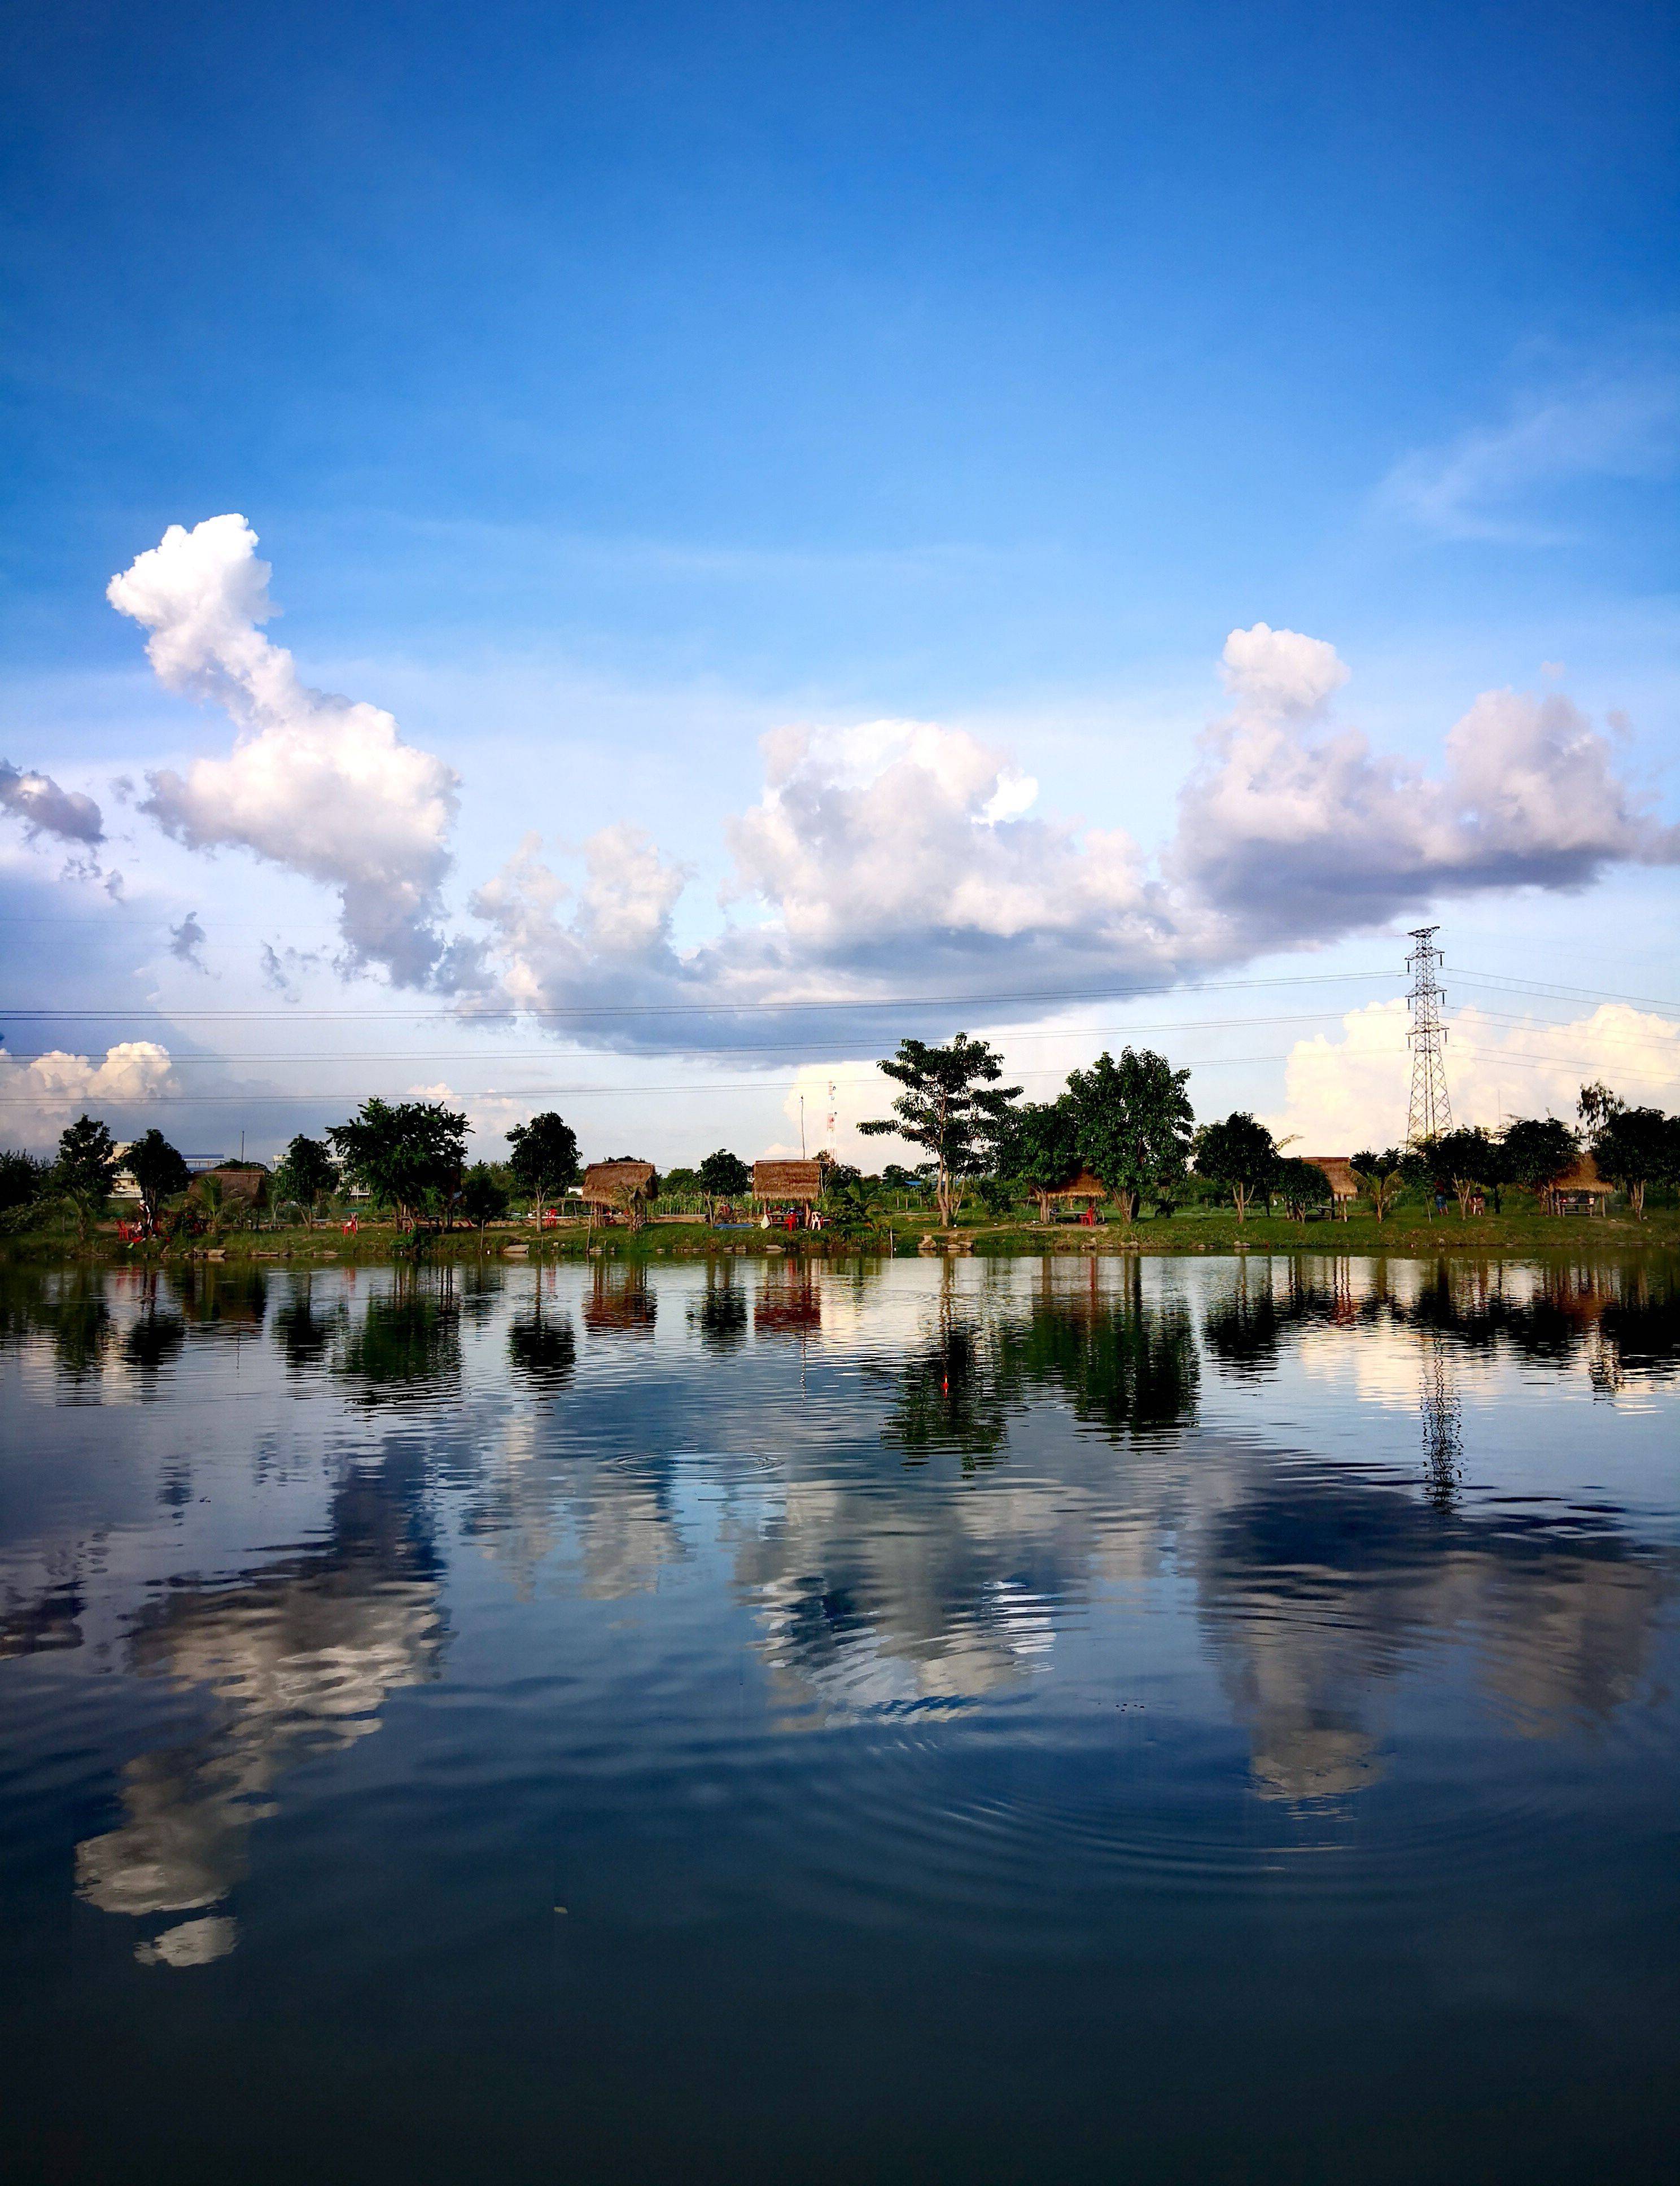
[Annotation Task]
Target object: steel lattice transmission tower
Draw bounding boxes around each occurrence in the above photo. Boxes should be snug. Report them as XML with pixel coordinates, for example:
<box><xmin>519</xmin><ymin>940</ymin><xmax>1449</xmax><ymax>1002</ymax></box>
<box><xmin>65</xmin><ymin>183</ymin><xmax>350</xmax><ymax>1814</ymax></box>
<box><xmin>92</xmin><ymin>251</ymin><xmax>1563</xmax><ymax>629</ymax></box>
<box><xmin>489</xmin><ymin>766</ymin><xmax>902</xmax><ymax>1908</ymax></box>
<box><xmin>1405</xmin><ymin>925</ymin><xmax>1452</xmax><ymax>1146</ymax></box>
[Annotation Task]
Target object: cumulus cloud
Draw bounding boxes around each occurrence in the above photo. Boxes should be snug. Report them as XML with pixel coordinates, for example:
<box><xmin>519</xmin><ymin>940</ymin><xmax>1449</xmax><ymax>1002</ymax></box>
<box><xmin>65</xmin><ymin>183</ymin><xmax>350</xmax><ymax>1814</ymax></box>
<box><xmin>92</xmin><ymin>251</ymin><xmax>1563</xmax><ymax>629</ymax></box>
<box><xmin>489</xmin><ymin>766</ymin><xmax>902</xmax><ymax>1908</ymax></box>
<box><xmin>0</xmin><ymin>760</ymin><xmax>103</xmax><ymax>846</ymax></box>
<box><xmin>1265</xmin><ymin>1002</ymin><xmax>1680</xmax><ymax>1149</ymax></box>
<box><xmin>461</xmin><ymin>641</ymin><xmax>1676</xmax><ymax>1055</ymax></box>
<box><xmin>110</xmin><ymin>516</ymin><xmax>465</xmax><ymax>986</ymax></box>
<box><xmin>0</xmin><ymin>1043</ymin><xmax>179</xmax><ymax>1153</ymax></box>
<box><xmin>1173</xmin><ymin>636</ymin><xmax>1678</xmax><ymax>956</ymax></box>
<box><xmin>93</xmin><ymin>520</ymin><xmax>1680</xmax><ymax>1059</ymax></box>
<box><xmin>469</xmin><ymin>719</ymin><xmax>1180</xmax><ymax>1051</ymax></box>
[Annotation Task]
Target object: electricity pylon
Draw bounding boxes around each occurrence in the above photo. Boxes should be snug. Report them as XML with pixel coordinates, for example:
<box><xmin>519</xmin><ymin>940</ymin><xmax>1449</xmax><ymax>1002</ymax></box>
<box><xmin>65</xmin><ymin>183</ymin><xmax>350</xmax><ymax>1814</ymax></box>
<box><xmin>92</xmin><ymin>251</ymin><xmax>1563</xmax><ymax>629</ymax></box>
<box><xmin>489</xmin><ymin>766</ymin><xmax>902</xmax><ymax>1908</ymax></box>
<box><xmin>1405</xmin><ymin>926</ymin><xmax>1452</xmax><ymax>1146</ymax></box>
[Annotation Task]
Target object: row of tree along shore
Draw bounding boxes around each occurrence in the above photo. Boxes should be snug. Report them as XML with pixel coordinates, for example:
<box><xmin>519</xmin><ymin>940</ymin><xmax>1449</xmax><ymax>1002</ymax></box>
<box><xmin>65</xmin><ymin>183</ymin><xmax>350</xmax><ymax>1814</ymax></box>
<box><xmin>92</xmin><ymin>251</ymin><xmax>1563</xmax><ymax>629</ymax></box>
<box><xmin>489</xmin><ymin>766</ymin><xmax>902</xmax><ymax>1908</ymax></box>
<box><xmin>4</xmin><ymin>1037</ymin><xmax>1677</xmax><ymax>1251</ymax></box>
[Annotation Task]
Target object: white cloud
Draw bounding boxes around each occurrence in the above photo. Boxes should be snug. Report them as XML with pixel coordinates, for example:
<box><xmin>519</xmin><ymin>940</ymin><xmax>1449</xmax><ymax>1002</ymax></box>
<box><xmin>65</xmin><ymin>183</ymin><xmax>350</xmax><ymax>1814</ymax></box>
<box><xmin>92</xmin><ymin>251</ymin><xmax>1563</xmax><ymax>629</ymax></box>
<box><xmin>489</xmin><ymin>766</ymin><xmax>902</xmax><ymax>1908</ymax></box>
<box><xmin>1379</xmin><ymin>369</ymin><xmax>1679</xmax><ymax>543</ymax></box>
<box><xmin>1174</xmin><ymin>641</ymin><xmax>1678</xmax><ymax>955</ymax></box>
<box><xmin>1219</xmin><ymin>623</ymin><xmax>1348</xmax><ymax>716</ymax></box>
<box><xmin>0</xmin><ymin>1043</ymin><xmax>179</xmax><ymax>1153</ymax></box>
<box><xmin>0</xmin><ymin>760</ymin><xmax>103</xmax><ymax>845</ymax></box>
<box><xmin>468</xmin><ymin>717</ymin><xmax>1176</xmax><ymax>1051</ymax></box>
<box><xmin>1265</xmin><ymin>1002</ymin><xmax>1680</xmax><ymax>1150</ymax></box>
<box><xmin>110</xmin><ymin>516</ymin><xmax>466</xmax><ymax>987</ymax></box>
<box><xmin>88</xmin><ymin>524</ymin><xmax>1680</xmax><ymax>1063</ymax></box>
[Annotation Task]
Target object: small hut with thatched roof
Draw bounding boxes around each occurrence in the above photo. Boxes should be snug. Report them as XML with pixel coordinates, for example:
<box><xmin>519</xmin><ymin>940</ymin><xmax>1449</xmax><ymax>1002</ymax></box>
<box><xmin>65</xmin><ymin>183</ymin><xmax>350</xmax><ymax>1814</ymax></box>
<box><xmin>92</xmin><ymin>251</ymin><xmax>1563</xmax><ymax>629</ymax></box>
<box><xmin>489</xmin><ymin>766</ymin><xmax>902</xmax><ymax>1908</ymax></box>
<box><xmin>580</xmin><ymin>1159</ymin><xmax>657</xmax><ymax>1228</ymax></box>
<box><xmin>188</xmin><ymin>1162</ymin><xmax>270</xmax><ymax>1213</ymax></box>
<box><xmin>1036</xmin><ymin>1169</ymin><xmax>1110</xmax><ymax>1222</ymax></box>
<box><xmin>1305</xmin><ymin>1156</ymin><xmax>1360</xmax><ymax>1214</ymax></box>
<box><xmin>752</xmin><ymin>1158</ymin><xmax>827</xmax><ymax>1205</ymax></box>
<box><xmin>1546</xmin><ymin>1152</ymin><xmax>1615</xmax><ymax>1216</ymax></box>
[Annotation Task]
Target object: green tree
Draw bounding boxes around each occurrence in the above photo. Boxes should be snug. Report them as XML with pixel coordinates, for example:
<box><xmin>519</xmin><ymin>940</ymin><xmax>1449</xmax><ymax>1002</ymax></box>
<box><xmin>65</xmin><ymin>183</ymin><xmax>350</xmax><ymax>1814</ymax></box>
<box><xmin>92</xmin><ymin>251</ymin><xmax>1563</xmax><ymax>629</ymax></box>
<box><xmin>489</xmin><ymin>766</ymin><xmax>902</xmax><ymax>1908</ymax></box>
<box><xmin>697</xmin><ymin>1148</ymin><xmax>751</xmax><ymax>1214</ymax></box>
<box><xmin>1193</xmin><ymin>1112</ymin><xmax>1278</xmax><ymax>1222</ymax></box>
<box><xmin>125</xmin><ymin>1127</ymin><xmax>191</xmax><ymax>1221</ymax></box>
<box><xmin>460</xmin><ymin>1162</ymin><xmax>510</xmax><ymax>1239</ymax></box>
<box><xmin>1274</xmin><ymin>1157</ymin><xmax>1331</xmax><ymax>1221</ymax></box>
<box><xmin>994</xmin><ymin>1099</ymin><xmax>1082</xmax><ymax>1222</ymax></box>
<box><xmin>1590</xmin><ymin>1106</ymin><xmax>1675</xmax><ymax>1218</ymax></box>
<box><xmin>0</xmin><ymin>1147</ymin><xmax>50</xmax><ymax>1218</ymax></box>
<box><xmin>1500</xmin><ymin>1116</ymin><xmax>1577</xmax><ymax>1205</ymax></box>
<box><xmin>1432</xmin><ymin>1125</ymin><xmax>1500</xmax><ymax>1218</ymax></box>
<box><xmin>274</xmin><ymin>1133</ymin><xmax>338</xmax><ymax>1216</ymax></box>
<box><xmin>1350</xmin><ymin>1147</ymin><xmax>1406</xmax><ymax>1222</ymax></box>
<box><xmin>1578</xmin><ymin>1079</ymin><xmax>1624</xmax><ymax>1134</ymax></box>
<box><xmin>54</xmin><ymin>1114</ymin><xmax>119</xmax><ymax>1243</ymax></box>
<box><xmin>859</xmin><ymin>1034</ymin><xmax>1021</xmax><ymax>1228</ymax></box>
<box><xmin>506</xmin><ymin>1111</ymin><xmax>580</xmax><ymax>1217</ymax></box>
<box><xmin>327</xmin><ymin>1099</ymin><xmax>470</xmax><ymax>1221</ymax></box>
<box><xmin>1064</xmin><ymin>1046</ymin><xmax>1194</xmax><ymax>1223</ymax></box>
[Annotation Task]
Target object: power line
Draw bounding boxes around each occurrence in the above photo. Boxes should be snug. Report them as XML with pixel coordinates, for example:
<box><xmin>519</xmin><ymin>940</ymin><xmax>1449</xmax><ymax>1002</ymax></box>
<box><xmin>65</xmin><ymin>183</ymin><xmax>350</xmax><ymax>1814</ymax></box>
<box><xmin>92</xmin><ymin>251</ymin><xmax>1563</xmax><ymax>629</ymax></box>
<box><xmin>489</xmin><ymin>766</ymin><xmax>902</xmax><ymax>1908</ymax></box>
<box><xmin>2</xmin><ymin>1039</ymin><xmax>1673</xmax><ymax>1109</ymax></box>
<box><xmin>5</xmin><ymin>1000</ymin><xmax>1672</xmax><ymax>1068</ymax></box>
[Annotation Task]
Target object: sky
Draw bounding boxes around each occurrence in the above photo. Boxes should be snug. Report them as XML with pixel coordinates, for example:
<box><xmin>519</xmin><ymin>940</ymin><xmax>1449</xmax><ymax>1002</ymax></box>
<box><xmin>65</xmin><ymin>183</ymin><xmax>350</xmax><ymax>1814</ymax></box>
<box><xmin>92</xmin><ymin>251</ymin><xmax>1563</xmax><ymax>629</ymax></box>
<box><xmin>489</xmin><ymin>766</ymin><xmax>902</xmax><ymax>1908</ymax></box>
<box><xmin>1</xmin><ymin>0</ymin><xmax>1676</xmax><ymax>1166</ymax></box>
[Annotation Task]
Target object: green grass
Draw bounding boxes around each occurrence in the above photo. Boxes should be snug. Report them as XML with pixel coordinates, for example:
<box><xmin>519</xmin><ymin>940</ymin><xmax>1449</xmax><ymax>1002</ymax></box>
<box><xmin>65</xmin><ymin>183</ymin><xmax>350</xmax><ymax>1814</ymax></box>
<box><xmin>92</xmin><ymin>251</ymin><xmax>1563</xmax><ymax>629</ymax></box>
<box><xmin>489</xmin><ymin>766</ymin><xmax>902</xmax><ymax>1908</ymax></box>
<box><xmin>7</xmin><ymin>1200</ymin><xmax>1678</xmax><ymax>1266</ymax></box>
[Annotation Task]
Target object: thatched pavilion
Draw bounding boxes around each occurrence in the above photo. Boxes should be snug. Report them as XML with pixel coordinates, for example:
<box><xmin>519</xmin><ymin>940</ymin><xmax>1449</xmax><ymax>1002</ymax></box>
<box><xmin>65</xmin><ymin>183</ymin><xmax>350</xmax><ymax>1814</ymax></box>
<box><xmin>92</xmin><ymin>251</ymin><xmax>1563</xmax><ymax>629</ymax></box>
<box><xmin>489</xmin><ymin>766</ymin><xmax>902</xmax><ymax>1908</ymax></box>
<box><xmin>580</xmin><ymin>1159</ymin><xmax>657</xmax><ymax>1228</ymax></box>
<box><xmin>752</xmin><ymin>1158</ymin><xmax>826</xmax><ymax>1205</ymax></box>
<box><xmin>1036</xmin><ymin>1169</ymin><xmax>1109</xmax><ymax>1221</ymax></box>
<box><xmin>1546</xmin><ymin>1152</ymin><xmax>1615</xmax><ymax>1215</ymax></box>
<box><xmin>1305</xmin><ymin>1156</ymin><xmax>1360</xmax><ymax>1214</ymax></box>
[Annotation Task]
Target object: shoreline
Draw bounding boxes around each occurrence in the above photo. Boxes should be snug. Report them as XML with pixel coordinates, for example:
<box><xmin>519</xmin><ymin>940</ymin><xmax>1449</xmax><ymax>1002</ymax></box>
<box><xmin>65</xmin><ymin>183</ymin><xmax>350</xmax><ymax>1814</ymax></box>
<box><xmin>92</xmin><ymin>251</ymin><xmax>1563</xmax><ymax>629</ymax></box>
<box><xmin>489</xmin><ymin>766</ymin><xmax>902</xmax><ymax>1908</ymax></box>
<box><xmin>9</xmin><ymin>1207</ymin><xmax>1678</xmax><ymax>1268</ymax></box>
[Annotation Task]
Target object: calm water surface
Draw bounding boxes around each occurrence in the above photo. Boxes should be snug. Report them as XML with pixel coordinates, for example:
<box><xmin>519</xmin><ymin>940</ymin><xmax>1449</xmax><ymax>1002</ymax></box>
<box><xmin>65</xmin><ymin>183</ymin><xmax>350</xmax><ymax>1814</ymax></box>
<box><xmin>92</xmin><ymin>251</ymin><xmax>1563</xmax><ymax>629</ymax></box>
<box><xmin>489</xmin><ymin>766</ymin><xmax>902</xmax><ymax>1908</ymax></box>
<box><xmin>1</xmin><ymin>1251</ymin><xmax>1677</xmax><ymax>2183</ymax></box>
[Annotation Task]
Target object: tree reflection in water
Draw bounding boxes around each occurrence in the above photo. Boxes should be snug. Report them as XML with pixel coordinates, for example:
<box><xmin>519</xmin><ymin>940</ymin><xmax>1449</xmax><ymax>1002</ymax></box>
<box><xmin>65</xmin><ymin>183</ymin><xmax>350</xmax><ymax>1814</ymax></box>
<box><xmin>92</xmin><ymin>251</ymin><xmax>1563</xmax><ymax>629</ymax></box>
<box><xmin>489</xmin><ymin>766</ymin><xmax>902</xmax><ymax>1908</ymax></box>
<box><xmin>997</xmin><ymin>1257</ymin><xmax>1199</xmax><ymax>1438</ymax></box>
<box><xmin>689</xmin><ymin>1261</ymin><xmax>747</xmax><ymax>1354</ymax></box>
<box><xmin>271</xmin><ymin>1280</ymin><xmax>342</xmax><ymax>1372</ymax></box>
<box><xmin>120</xmin><ymin>1273</ymin><xmax>185</xmax><ymax>1379</ymax></box>
<box><xmin>878</xmin><ymin>1257</ymin><xmax>1199</xmax><ymax>1464</ymax></box>
<box><xmin>338</xmin><ymin>1270</ymin><xmax>462</xmax><ymax>1405</ymax></box>
<box><xmin>507</xmin><ymin>1275</ymin><xmax>578</xmax><ymax>1392</ymax></box>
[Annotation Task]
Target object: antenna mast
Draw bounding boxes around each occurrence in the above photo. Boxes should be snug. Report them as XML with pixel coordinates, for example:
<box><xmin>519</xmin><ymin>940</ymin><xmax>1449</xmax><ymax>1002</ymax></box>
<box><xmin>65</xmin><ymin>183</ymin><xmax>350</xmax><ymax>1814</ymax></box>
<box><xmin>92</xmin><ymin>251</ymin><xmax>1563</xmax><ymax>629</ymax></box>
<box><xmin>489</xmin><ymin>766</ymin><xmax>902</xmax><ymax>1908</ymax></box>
<box><xmin>1405</xmin><ymin>926</ymin><xmax>1452</xmax><ymax>1146</ymax></box>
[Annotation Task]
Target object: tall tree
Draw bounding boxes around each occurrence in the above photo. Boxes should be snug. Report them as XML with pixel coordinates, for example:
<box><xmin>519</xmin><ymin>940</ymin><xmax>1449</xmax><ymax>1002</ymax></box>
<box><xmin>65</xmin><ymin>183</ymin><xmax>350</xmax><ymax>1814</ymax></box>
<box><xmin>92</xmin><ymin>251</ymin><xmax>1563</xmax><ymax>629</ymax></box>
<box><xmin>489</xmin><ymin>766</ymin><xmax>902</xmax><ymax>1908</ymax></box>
<box><xmin>274</xmin><ymin>1133</ymin><xmax>339</xmax><ymax>1214</ymax></box>
<box><xmin>1349</xmin><ymin>1148</ymin><xmax>1406</xmax><ymax>1222</ymax></box>
<box><xmin>1064</xmin><ymin>1047</ymin><xmax>1193</xmax><ymax>1223</ymax></box>
<box><xmin>1578</xmin><ymin>1080</ymin><xmax>1624</xmax><ymax>1134</ymax></box>
<box><xmin>859</xmin><ymin>1034</ymin><xmax>1021</xmax><ymax>1228</ymax></box>
<box><xmin>1274</xmin><ymin>1157</ymin><xmax>1331</xmax><ymax>1221</ymax></box>
<box><xmin>1432</xmin><ymin>1125</ymin><xmax>1500</xmax><ymax>1218</ymax></box>
<box><xmin>459</xmin><ymin>1162</ymin><xmax>510</xmax><ymax>1240</ymax></box>
<box><xmin>1193</xmin><ymin>1112</ymin><xmax>1277</xmax><ymax>1222</ymax></box>
<box><xmin>1500</xmin><ymin>1116</ymin><xmax>1577</xmax><ymax>1205</ymax></box>
<box><xmin>0</xmin><ymin>1147</ymin><xmax>49</xmax><ymax>1218</ymax></box>
<box><xmin>124</xmin><ymin>1128</ymin><xmax>191</xmax><ymax>1221</ymax></box>
<box><xmin>697</xmin><ymin>1148</ymin><xmax>751</xmax><ymax>1215</ymax></box>
<box><xmin>994</xmin><ymin>1099</ymin><xmax>1082</xmax><ymax>1222</ymax></box>
<box><xmin>327</xmin><ymin>1099</ymin><xmax>469</xmax><ymax>1221</ymax></box>
<box><xmin>1590</xmin><ymin>1106</ymin><xmax>1675</xmax><ymax>1218</ymax></box>
<box><xmin>506</xmin><ymin>1111</ymin><xmax>581</xmax><ymax>1217</ymax></box>
<box><xmin>54</xmin><ymin>1114</ymin><xmax>119</xmax><ymax>1244</ymax></box>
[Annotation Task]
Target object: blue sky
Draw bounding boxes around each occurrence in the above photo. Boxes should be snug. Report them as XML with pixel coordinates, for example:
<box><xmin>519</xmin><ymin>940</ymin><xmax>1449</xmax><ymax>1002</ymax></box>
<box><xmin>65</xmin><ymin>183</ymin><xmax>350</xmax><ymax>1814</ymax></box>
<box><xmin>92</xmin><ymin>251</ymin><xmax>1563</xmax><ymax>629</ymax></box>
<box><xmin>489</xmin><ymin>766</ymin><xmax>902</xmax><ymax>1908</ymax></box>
<box><xmin>1</xmin><ymin>0</ymin><xmax>1675</xmax><ymax>1162</ymax></box>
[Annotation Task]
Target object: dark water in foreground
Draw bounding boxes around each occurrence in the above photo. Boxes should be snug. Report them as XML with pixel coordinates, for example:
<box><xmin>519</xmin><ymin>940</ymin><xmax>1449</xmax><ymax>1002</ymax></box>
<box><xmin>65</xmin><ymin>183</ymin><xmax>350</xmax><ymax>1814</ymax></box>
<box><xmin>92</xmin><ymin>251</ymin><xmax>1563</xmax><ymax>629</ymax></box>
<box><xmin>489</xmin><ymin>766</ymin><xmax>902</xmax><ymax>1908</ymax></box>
<box><xmin>1</xmin><ymin>1251</ymin><xmax>1677</xmax><ymax>2184</ymax></box>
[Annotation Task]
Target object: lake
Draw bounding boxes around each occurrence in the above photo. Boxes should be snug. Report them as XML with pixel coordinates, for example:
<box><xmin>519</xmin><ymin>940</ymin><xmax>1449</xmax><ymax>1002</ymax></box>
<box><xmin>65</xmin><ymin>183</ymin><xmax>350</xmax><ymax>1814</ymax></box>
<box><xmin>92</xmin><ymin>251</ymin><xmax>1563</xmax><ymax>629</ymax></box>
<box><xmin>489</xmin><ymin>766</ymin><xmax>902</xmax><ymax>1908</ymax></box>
<box><xmin>1</xmin><ymin>1250</ymin><xmax>1676</xmax><ymax>2183</ymax></box>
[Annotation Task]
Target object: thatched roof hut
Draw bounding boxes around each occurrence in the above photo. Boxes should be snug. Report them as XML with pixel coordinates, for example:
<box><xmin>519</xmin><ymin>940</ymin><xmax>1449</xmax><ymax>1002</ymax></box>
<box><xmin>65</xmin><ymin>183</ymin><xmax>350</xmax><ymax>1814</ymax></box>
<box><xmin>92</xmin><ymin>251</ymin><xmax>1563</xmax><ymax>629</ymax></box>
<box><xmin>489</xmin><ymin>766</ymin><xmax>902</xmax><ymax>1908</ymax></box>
<box><xmin>753</xmin><ymin>1158</ymin><xmax>826</xmax><ymax>1202</ymax></box>
<box><xmin>1305</xmin><ymin>1156</ymin><xmax>1360</xmax><ymax>1202</ymax></box>
<box><xmin>579</xmin><ymin>1160</ymin><xmax>655</xmax><ymax>1207</ymax></box>
<box><xmin>1548</xmin><ymin>1152</ymin><xmax>1614</xmax><ymax>1209</ymax></box>
<box><xmin>1043</xmin><ymin>1169</ymin><xmax>1109</xmax><ymax>1203</ymax></box>
<box><xmin>188</xmin><ymin>1162</ymin><xmax>269</xmax><ymax>1209</ymax></box>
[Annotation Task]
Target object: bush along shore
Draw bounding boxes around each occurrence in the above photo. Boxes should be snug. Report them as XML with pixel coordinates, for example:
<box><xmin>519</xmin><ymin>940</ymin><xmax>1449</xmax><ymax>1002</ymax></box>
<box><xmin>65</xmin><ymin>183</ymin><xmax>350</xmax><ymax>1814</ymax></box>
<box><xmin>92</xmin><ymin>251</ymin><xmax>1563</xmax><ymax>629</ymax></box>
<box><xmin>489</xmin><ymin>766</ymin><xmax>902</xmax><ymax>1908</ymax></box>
<box><xmin>3</xmin><ymin>1043</ymin><xmax>1677</xmax><ymax>1266</ymax></box>
<box><xmin>7</xmin><ymin>1201</ymin><xmax>1679</xmax><ymax>1269</ymax></box>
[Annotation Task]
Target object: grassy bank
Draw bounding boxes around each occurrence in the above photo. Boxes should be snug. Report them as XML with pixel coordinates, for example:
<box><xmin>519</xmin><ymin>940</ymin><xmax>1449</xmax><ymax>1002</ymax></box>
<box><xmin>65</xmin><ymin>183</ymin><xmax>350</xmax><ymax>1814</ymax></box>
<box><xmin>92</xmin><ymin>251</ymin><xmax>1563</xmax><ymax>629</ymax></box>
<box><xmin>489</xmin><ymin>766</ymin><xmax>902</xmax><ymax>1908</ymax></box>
<box><xmin>8</xmin><ymin>1204</ymin><xmax>1679</xmax><ymax>1266</ymax></box>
